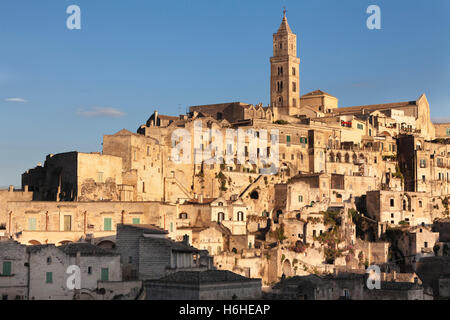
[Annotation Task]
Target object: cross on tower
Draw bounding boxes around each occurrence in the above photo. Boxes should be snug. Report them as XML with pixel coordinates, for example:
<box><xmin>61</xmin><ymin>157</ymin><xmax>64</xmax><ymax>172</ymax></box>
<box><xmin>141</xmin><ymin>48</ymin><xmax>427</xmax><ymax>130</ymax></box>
<box><xmin>283</xmin><ymin>6</ymin><xmax>287</xmax><ymax>17</ymax></box>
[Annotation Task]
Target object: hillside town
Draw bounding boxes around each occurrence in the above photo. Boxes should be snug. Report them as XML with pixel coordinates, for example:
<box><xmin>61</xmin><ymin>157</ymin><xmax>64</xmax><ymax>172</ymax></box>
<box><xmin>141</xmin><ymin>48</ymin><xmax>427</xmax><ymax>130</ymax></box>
<box><xmin>1</xmin><ymin>12</ymin><xmax>449</xmax><ymax>300</ymax></box>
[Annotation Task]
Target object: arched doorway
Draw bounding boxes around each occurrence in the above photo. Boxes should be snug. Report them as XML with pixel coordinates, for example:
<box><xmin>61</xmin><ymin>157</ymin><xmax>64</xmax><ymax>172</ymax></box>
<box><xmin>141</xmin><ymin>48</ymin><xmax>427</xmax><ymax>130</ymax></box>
<box><xmin>282</xmin><ymin>259</ymin><xmax>293</xmax><ymax>277</ymax></box>
<box><xmin>97</xmin><ymin>240</ymin><xmax>116</xmax><ymax>250</ymax></box>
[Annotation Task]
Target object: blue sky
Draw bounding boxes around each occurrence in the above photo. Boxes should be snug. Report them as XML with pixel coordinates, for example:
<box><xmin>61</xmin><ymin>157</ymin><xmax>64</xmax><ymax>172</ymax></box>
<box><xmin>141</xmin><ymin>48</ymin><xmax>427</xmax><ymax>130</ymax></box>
<box><xmin>0</xmin><ymin>0</ymin><xmax>449</xmax><ymax>187</ymax></box>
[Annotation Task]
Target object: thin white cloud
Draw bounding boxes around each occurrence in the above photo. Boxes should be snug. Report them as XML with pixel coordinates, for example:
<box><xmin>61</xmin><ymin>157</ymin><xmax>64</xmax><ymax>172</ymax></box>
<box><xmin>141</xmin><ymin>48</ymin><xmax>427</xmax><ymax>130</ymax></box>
<box><xmin>5</xmin><ymin>97</ymin><xmax>27</xmax><ymax>103</ymax></box>
<box><xmin>432</xmin><ymin>117</ymin><xmax>450</xmax><ymax>124</ymax></box>
<box><xmin>77</xmin><ymin>107</ymin><xmax>126</xmax><ymax>118</ymax></box>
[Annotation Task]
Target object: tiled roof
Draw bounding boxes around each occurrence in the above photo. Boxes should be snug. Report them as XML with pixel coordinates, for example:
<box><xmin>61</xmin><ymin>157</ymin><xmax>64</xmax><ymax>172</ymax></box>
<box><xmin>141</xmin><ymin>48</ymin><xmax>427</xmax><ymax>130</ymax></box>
<box><xmin>152</xmin><ymin>270</ymin><xmax>258</xmax><ymax>284</ymax></box>
<box><xmin>273</xmin><ymin>275</ymin><xmax>327</xmax><ymax>289</ymax></box>
<box><xmin>301</xmin><ymin>89</ymin><xmax>335</xmax><ymax>98</ymax></box>
<box><xmin>58</xmin><ymin>243</ymin><xmax>118</xmax><ymax>256</ymax></box>
<box><xmin>185</xmin><ymin>198</ymin><xmax>217</xmax><ymax>205</ymax></box>
<box><xmin>119</xmin><ymin>223</ymin><xmax>168</xmax><ymax>235</ymax></box>
<box><xmin>140</xmin><ymin>236</ymin><xmax>199</xmax><ymax>253</ymax></box>
<box><xmin>333</xmin><ymin>101</ymin><xmax>417</xmax><ymax>115</ymax></box>
<box><xmin>277</xmin><ymin>15</ymin><xmax>292</xmax><ymax>34</ymax></box>
<box><xmin>26</xmin><ymin>244</ymin><xmax>55</xmax><ymax>254</ymax></box>
<box><xmin>379</xmin><ymin>281</ymin><xmax>421</xmax><ymax>291</ymax></box>
<box><xmin>157</xmin><ymin>115</ymin><xmax>179</xmax><ymax>121</ymax></box>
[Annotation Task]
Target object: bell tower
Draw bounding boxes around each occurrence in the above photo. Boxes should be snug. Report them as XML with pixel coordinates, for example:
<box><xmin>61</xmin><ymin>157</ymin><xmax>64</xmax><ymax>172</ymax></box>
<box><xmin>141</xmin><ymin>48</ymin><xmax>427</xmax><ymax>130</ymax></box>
<box><xmin>270</xmin><ymin>9</ymin><xmax>300</xmax><ymax>116</ymax></box>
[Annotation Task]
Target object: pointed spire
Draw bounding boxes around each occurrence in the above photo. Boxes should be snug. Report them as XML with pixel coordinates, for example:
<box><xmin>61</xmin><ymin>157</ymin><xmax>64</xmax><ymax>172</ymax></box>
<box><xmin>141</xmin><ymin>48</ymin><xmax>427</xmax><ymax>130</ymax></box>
<box><xmin>277</xmin><ymin>7</ymin><xmax>292</xmax><ymax>34</ymax></box>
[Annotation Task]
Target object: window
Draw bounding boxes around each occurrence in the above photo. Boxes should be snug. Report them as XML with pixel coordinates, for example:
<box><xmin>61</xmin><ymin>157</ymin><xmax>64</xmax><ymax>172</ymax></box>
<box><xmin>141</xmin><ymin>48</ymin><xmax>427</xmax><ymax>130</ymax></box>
<box><xmin>97</xmin><ymin>172</ymin><xmax>104</xmax><ymax>183</ymax></box>
<box><xmin>218</xmin><ymin>212</ymin><xmax>225</xmax><ymax>223</ymax></box>
<box><xmin>390</xmin><ymin>199</ymin><xmax>395</xmax><ymax>207</ymax></box>
<box><xmin>420</xmin><ymin>159</ymin><xmax>427</xmax><ymax>168</ymax></box>
<box><xmin>134</xmin><ymin>150</ymin><xmax>137</xmax><ymax>161</ymax></box>
<box><xmin>147</xmin><ymin>146</ymin><xmax>150</xmax><ymax>156</ymax></box>
<box><xmin>132</xmin><ymin>218</ymin><xmax>140</xmax><ymax>225</ymax></box>
<box><xmin>424</xmin><ymin>242</ymin><xmax>428</xmax><ymax>248</ymax></box>
<box><xmin>237</xmin><ymin>211</ymin><xmax>244</xmax><ymax>221</ymax></box>
<box><xmin>292</xmin><ymin>67</ymin><xmax>296</xmax><ymax>76</ymax></box>
<box><xmin>419</xmin><ymin>200</ymin><xmax>423</xmax><ymax>208</ymax></box>
<box><xmin>104</xmin><ymin>218</ymin><xmax>112</xmax><ymax>231</ymax></box>
<box><xmin>357</xmin><ymin>124</ymin><xmax>364</xmax><ymax>130</ymax></box>
<box><xmin>277</xmin><ymin>66</ymin><xmax>283</xmax><ymax>75</ymax></box>
<box><xmin>142</xmin><ymin>182</ymin><xmax>146</xmax><ymax>193</ymax></box>
<box><xmin>170</xmin><ymin>222</ymin><xmax>173</xmax><ymax>232</ymax></box>
<box><xmin>46</xmin><ymin>272</ymin><xmax>53</xmax><ymax>284</ymax></box>
<box><xmin>88</xmin><ymin>266</ymin><xmax>92</xmax><ymax>274</ymax></box>
<box><xmin>391</xmin><ymin>213</ymin><xmax>394</xmax><ymax>218</ymax></box>
<box><xmin>343</xmin><ymin>289</ymin><xmax>350</xmax><ymax>300</ymax></box>
<box><xmin>47</xmin><ymin>257</ymin><xmax>52</xmax><ymax>264</ymax></box>
<box><xmin>2</xmin><ymin>261</ymin><xmax>12</xmax><ymax>276</ymax></box>
<box><xmin>28</xmin><ymin>217</ymin><xmax>37</xmax><ymax>231</ymax></box>
<box><xmin>298</xmin><ymin>195</ymin><xmax>303</xmax><ymax>202</ymax></box>
<box><xmin>179</xmin><ymin>212</ymin><xmax>188</xmax><ymax>219</ymax></box>
<box><xmin>292</xmin><ymin>98</ymin><xmax>296</xmax><ymax>107</ymax></box>
<box><xmin>422</xmin><ymin>175</ymin><xmax>426</xmax><ymax>183</ymax></box>
<box><xmin>446</xmin><ymin>128</ymin><xmax>450</xmax><ymax>136</ymax></box>
<box><xmin>292</xmin><ymin>82</ymin><xmax>297</xmax><ymax>92</ymax></box>
<box><xmin>64</xmin><ymin>215</ymin><xmax>72</xmax><ymax>232</ymax></box>
<box><xmin>101</xmin><ymin>268</ymin><xmax>109</xmax><ymax>281</ymax></box>
<box><xmin>286</xmin><ymin>135</ymin><xmax>291</xmax><ymax>147</ymax></box>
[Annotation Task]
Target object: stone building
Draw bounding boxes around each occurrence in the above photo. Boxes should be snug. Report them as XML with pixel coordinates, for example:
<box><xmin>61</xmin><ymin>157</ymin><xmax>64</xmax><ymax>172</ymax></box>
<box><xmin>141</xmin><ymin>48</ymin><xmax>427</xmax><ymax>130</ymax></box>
<box><xmin>0</xmin><ymin>185</ymin><xmax>33</xmax><ymax>226</ymax></box>
<box><xmin>433</xmin><ymin>123</ymin><xmax>450</xmax><ymax>139</ymax></box>
<box><xmin>145</xmin><ymin>270</ymin><xmax>261</xmax><ymax>300</ymax></box>
<box><xmin>0</xmin><ymin>240</ymin><xmax>28</xmax><ymax>300</ymax></box>
<box><xmin>397</xmin><ymin>226</ymin><xmax>439</xmax><ymax>269</ymax></box>
<box><xmin>22</xmin><ymin>152</ymin><xmax>124</xmax><ymax>202</ymax></box>
<box><xmin>116</xmin><ymin>224</ymin><xmax>212</xmax><ymax>281</ymax></box>
<box><xmin>6</xmin><ymin>201</ymin><xmax>177</xmax><ymax>245</ymax></box>
<box><xmin>366</xmin><ymin>190</ymin><xmax>438</xmax><ymax>227</ymax></box>
<box><xmin>0</xmin><ymin>240</ymin><xmax>121</xmax><ymax>300</ymax></box>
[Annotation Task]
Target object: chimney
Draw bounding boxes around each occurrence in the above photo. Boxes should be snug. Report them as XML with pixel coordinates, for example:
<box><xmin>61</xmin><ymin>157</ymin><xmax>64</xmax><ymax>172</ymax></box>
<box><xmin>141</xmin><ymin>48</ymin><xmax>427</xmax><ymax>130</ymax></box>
<box><xmin>199</xmin><ymin>194</ymin><xmax>204</xmax><ymax>203</ymax></box>
<box><xmin>182</xmin><ymin>234</ymin><xmax>190</xmax><ymax>245</ymax></box>
<box><xmin>8</xmin><ymin>185</ymin><xmax>14</xmax><ymax>192</ymax></box>
<box><xmin>24</xmin><ymin>185</ymin><xmax>29</xmax><ymax>192</ymax></box>
<box><xmin>393</xmin><ymin>271</ymin><xmax>397</xmax><ymax>282</ymax></box>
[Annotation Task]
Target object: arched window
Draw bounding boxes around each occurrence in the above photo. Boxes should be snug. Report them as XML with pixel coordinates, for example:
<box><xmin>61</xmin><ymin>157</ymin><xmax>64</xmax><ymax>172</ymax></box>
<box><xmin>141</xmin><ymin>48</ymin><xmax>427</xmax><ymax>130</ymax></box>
<box><xmin>237</xmin><ymin>211</ymin><xmax>244</xmax><ymax>221</ymax></box>
<box><xmin>345</xmin><ymin>153</ymin><xmax>350</xmax><ymax>163</ymax></box>
<box><xmin>179</xmin><ymin>212</ymin><xmax>188</xmax><ymax>219</ymax></box>
<box><xmin>218</xmin><ymin>212</ymin><xmax>225</xmax><ymax>223</ymax></box>
<box><xmin>218</xmin><ymin>202</ymin><xmax>224</xmax><ymax>207</ymax></box>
